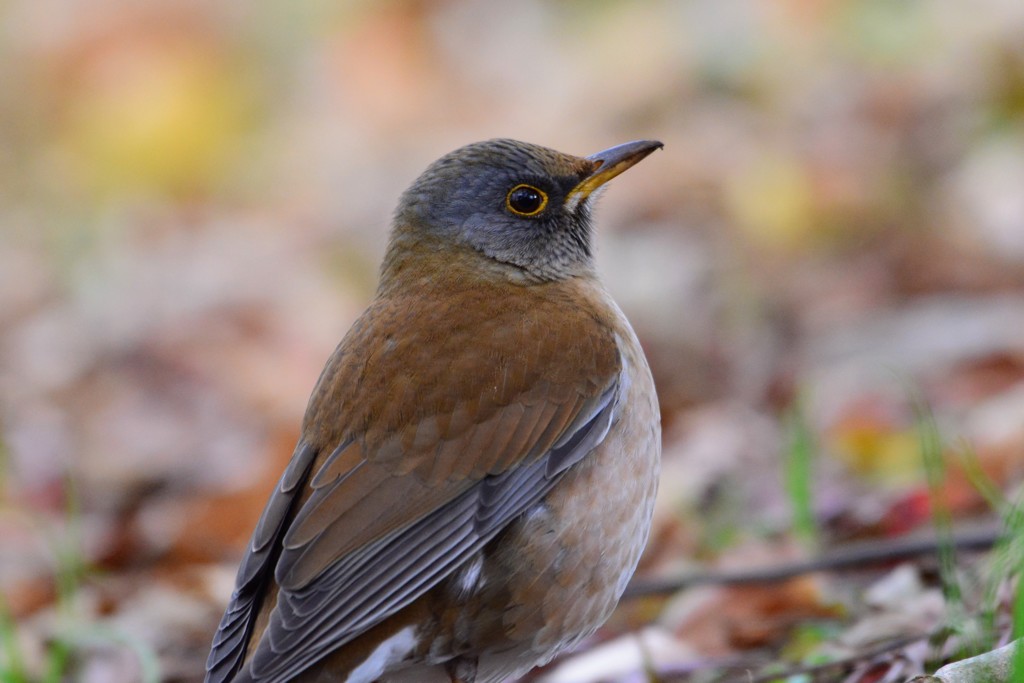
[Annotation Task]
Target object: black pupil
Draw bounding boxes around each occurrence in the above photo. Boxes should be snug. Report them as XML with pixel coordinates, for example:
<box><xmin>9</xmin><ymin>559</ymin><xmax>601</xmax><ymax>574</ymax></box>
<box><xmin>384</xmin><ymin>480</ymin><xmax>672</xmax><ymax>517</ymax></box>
<box><xmin>509</xmin><ymin>187</ymin><xmax>542</xmax><ymax>214</ymax></box>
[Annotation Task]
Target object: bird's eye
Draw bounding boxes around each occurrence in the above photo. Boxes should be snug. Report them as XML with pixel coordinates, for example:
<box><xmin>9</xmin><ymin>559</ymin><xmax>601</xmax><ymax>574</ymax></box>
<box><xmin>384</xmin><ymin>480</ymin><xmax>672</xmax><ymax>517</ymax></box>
<box><xmin>505</xmin><ymin>184</ymin><xmax>548</xmax><ymax>217</ymax></box>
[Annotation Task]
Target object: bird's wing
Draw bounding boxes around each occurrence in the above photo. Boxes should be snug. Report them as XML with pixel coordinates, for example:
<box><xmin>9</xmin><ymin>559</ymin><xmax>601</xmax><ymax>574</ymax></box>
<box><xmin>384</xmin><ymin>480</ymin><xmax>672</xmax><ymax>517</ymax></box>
<box><xmin>205</xmin><ymin>283</ymin><xmax>622</xmax><ymax>683</ymax></box>
<box><xmin>205</xmin><ymin>440</ymin><xmax>319</xmax><ymax>683</ymax></box>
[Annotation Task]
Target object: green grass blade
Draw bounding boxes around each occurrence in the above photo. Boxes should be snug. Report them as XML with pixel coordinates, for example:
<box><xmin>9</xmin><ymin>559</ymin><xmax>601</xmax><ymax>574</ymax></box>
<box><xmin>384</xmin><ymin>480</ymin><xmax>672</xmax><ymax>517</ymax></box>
<box><xmin>0</xmin><ymin>597</ymin><xmax>27</xmax><ymax>683</ymax></box>
<box><xmin>784</xmin><ymin>399</ymin><xmax>818</xmax><ymax>548</ymax></box>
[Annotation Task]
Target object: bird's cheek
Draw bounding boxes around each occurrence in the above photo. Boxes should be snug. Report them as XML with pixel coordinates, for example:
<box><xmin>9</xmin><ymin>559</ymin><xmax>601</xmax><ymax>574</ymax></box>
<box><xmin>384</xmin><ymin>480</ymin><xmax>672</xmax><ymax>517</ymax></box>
<box><xmin>458</xmin><ymin>213</ymin><xmax>505</xmax><ymax>245</ymax></box>
<box><xmin>460</xmin><ymin>212</ymin><xmax>490</xmax><ymax>233</ymax></box>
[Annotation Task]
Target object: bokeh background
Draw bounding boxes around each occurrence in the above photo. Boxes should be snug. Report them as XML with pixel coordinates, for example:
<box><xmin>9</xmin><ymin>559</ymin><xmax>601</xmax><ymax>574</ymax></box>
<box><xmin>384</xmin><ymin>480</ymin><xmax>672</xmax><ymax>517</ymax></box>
<box><xmin>2</xmin><ymin>1</ymin><xmax>1024</xmax><ymax>681</ymax></box>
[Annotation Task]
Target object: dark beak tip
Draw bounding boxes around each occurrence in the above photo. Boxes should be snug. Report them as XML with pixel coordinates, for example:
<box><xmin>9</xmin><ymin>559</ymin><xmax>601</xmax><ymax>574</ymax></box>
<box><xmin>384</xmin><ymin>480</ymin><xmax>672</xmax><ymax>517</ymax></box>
<box><xmin>588</xmin><ymin>140</ymin><xmax>664</xmax><ymax>168</ymax></box>
<box><xmin>570</xmin><ymin>139</ymin><xmax>663</xmax><ymax>200</ymax></box>
<box><xmin>632</xmin><ymin>139</ymin><xmax>665</xmax><ymax>156</ymax></box>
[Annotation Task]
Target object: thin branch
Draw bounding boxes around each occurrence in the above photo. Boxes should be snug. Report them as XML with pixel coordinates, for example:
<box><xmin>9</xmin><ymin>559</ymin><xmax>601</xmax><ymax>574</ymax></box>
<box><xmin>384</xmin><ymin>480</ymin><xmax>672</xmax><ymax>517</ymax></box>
<box><xmin>624</xmin><ymin>524</ymin><xmax>1002</xmax><ymax>600</ymax></box>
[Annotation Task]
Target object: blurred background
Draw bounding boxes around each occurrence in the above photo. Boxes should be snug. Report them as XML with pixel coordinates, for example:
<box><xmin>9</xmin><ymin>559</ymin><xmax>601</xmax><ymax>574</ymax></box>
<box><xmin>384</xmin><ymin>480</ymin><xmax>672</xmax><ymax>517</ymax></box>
<box><xmin>2</xmin><ymin>1</ymin><xmax>1024</xmax><ymax>681</ymax></box>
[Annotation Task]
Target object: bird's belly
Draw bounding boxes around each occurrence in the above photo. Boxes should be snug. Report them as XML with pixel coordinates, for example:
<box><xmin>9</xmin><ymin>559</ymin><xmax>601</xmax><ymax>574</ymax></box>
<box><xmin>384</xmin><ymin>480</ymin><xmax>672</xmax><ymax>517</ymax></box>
<box><xmin>450</xmin><ymin>374</ymin><xmax>661</xmax><ymax>680</ymax></box>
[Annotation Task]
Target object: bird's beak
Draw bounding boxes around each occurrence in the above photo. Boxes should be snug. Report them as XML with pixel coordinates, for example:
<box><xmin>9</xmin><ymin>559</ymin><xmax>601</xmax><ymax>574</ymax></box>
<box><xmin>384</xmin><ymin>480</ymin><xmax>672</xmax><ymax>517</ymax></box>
<box><xmin>565</xmin><ymin>140</ymin><xmax>663</xmax><ymax>211</ymax></box>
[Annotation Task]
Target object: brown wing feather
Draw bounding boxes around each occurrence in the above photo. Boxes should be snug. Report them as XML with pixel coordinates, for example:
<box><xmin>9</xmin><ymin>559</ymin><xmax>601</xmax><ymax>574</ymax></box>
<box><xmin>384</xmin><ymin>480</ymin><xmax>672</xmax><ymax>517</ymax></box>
<box><xmin>206</xmin><ymin>273</ymin><xmax>621</xmax><ymax>683</ymax></box>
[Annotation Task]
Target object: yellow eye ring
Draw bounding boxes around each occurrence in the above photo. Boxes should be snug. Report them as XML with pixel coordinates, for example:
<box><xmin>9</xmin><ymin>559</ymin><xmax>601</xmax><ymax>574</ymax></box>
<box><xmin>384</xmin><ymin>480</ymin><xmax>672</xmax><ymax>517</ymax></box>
<box><xmin>505</xmin><ymin>184</ymin><xmax>548</xmax><ymax>217</ymax></box>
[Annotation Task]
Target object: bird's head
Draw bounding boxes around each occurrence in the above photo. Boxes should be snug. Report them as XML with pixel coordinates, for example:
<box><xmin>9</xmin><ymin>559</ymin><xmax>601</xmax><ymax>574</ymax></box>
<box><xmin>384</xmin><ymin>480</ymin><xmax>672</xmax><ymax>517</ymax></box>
<box><xmin>386</xmin><ymin>138</ymin><xmax>662</xmax><ymax>284</ymax></box>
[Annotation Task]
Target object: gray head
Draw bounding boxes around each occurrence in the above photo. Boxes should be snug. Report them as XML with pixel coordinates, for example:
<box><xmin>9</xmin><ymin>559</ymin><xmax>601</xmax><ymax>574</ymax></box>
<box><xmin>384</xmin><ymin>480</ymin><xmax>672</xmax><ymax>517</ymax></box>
<box><xmin>389</xmin><ymin>138</ymin><xmax>662</xmax><ymax>282</ymax></box>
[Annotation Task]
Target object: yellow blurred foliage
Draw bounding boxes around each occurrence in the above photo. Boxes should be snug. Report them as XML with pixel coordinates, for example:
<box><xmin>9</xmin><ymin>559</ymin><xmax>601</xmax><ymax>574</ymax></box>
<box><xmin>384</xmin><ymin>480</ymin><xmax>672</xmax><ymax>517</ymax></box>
<box><xmin>831</xmin><ymin>423</ymin><xmax>923</xmax><ymax>483</ymax></box>
<box><xmin>726</xmin><ymin>153</ymin><xmax>817</xmax><ymax>249</ymax></box>
<box><xmin>61</xmin><ymin>41</ymin><xmax>253</xmax><ymax>197</ymax></box>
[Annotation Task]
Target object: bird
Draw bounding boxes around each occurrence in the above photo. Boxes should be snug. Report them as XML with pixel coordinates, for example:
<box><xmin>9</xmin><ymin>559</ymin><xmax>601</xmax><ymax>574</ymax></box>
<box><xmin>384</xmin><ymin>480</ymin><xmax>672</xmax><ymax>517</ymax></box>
<box><xmin>205</xmin><ymin>138</ymin><xmax>663</xmax><ymax>683</ymax></box>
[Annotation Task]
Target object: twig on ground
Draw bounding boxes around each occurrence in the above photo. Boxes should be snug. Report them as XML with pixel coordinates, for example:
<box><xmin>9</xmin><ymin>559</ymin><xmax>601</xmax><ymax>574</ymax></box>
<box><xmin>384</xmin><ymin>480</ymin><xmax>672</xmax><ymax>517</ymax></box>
<box><xmin>624</xmin><ymin>525</ymin><xmax>1002</xmax><ymax>600</ymax></box>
